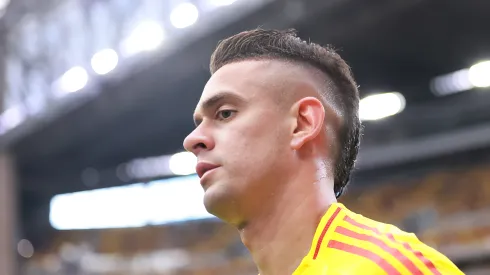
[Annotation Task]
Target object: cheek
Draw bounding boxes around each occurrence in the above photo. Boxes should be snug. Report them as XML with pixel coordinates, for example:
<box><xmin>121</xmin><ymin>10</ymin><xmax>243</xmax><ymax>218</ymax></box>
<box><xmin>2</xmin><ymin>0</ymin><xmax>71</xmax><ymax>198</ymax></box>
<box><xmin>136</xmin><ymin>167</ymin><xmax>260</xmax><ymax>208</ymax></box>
<box><xmin>235</xmin><ymin>120</ymin><xmax>289</xmax><ymax>165</ymax></box>
<box><xmin>216</xmin><ymin>111</ymin><xmax>291</xmax><ymax>169</ymax></box>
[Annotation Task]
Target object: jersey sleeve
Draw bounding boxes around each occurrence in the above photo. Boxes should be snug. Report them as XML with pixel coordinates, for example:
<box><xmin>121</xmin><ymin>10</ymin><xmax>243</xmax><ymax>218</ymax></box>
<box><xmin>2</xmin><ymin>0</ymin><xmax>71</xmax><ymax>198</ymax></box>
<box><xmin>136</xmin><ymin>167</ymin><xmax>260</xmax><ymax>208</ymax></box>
<box><xmin>328</xmin><ymin>214</ymin><xmax>465</xmax><ymax>275</ymax></box>
<box><xmin>406</xmin><ymin>240</ymin><xmax>465</xmax><ymax>275</ymax></box>
<box><xmin>329</xmin><ymin>237</ymin><xmax>465</xmax><ymax>275</ymax></box>
<box><xmin>297</xmin><ymin>205</ymin><xmax>465</xmax><ymax>275</ymax></box>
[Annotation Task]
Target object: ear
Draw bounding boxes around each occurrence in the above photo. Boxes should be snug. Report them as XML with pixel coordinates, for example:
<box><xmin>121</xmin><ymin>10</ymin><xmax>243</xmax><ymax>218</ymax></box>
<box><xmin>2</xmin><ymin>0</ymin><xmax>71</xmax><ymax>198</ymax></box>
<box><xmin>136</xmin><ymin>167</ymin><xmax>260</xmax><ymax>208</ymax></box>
<box><xmin>290</xmin><ymin>97</ymin><xmax>325</xmax><ymax>150</ymax></box>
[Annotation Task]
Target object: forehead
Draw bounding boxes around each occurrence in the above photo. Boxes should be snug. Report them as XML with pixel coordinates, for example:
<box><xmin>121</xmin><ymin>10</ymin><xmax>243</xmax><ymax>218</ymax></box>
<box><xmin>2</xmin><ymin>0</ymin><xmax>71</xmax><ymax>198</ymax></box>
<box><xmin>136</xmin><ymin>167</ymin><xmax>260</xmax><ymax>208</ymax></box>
<box><xmin>198</xmin><ymin>60</ymin><xmax>288</xmax><ymax>105</ymax></box>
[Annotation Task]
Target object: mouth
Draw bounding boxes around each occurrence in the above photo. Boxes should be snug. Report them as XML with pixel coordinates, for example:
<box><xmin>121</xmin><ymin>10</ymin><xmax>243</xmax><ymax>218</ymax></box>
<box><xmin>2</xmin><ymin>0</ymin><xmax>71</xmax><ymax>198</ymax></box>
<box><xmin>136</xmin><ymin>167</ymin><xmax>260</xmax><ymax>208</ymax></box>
<box><xmin>195</xmin><ymin>162</ymin><xmax>220</xmax><ymax>179</ymax></box>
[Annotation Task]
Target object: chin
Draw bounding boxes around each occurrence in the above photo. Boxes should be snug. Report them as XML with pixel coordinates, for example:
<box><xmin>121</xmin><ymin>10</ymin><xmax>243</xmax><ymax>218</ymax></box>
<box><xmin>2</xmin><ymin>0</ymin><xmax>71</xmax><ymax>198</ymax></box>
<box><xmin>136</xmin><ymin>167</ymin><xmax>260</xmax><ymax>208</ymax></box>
<box><xmin>202</xmin><ymin>183</ymin><xmax>240</xmax><ymax>224</ymax></box>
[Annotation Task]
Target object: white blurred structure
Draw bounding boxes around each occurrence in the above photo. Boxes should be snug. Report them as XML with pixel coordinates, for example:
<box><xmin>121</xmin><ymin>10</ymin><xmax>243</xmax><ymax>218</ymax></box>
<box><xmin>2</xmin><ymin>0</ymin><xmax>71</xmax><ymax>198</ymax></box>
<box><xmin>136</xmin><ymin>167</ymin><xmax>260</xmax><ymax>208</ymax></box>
<box><xmin>0</xmin><ymin>105</ymin><xmax>26</xmax><ymax>133</ymax></box>
<box><xmin>49</xmin><ymin>175</ymin><xmax>213</xmax><ymax>230</ymax></box>
<box><xmin>468</xmin><ymin>60</ymin><xmax>490</xmax><ymax>88</ymax></box>
<box><xmin>359</xmin><ymin>92</ymin><xmax>406</xmax><ymax>121</ymax></box>
<box><xmin>209</xmin><ymin>0</ymin><xmax>238</xmax><ymax>6</ymax></box>
<box><xmin>91</xmin><ymin>49</ymin><xmax>119</xmax><ymax>75</ymax></box>
<box><xmin>17</xmin><ymin>239</ymin><xmax>34</xmax><ymax>259</ymax></box>
<box><xmin>170</xmin><ymin>3</ymin><xmax>199</xmax><ymax>29</ymax></box>
<box><xmin>121</xmin><ymin>21</ymin><xmax>165</xmax><ymax>57</ymax></box>
<box><xmin>124</xmin><ymin>151</ymin><xmax>197</xmax><ymax>180</ymax></box>
<box><xmin>0</xmin><ymin>0</ymin><xmax>9</xmax><ymax>16</ymax></box>
<box><xmin>57</xmin><ymin>67</ymin><xmax>89</xmax><ymax>94</ymax></box>
<box><xmin>431</xmin><ymin>60</ymin><xmax>490</xmax><ymax>96</ymax></box>
<box><xmin>169</xmin><ymin>152</ymin><xmax>197</xmax><ymax>176</ymax></box>
<box><xmin>0</xmin><ymin>0</ymin><xmax>251</xmax><ymax>137</ymax></box>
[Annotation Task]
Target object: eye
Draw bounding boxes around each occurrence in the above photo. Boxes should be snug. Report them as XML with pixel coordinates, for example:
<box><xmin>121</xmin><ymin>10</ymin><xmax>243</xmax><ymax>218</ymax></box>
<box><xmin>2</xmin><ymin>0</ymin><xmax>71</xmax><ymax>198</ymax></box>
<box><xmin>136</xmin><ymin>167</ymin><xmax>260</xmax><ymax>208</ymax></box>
<box><xmin>216</xmin><ymin>109</ymin><xmax>236</xmax><ymax>120</ymax></box>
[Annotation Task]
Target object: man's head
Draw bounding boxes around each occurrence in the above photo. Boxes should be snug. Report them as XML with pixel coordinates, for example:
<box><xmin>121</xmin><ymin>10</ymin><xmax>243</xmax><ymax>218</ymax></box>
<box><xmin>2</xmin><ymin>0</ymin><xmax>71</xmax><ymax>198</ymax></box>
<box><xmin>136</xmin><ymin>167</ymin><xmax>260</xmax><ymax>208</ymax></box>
<box><xmin>183</xmin><ymin>29</ymin><xmax>361</xmax><ymax>224</ymax></box>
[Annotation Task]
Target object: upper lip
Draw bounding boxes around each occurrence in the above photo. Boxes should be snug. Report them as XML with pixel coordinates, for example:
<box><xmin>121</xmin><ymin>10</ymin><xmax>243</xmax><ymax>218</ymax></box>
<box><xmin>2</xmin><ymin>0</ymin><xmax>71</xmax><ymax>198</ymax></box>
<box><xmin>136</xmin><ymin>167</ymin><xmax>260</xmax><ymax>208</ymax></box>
<box><xmin>195</xmin><ymin>162</ymin><xmax>220</xmax><ymax>178</ymax></box>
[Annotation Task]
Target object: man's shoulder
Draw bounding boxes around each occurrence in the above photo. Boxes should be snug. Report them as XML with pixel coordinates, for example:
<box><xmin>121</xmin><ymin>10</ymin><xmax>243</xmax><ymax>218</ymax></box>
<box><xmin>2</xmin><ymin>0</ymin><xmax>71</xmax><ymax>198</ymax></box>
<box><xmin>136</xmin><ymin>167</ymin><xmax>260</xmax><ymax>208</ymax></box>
<box><xmin>316</xmin><ymin>205</ymin><xmax>464</xmax><ymax>274</ymax></box>
<box><xmin>334</xmin><ymin>204</ymin><xmax>414</xmax><ymax>241</ymax></box>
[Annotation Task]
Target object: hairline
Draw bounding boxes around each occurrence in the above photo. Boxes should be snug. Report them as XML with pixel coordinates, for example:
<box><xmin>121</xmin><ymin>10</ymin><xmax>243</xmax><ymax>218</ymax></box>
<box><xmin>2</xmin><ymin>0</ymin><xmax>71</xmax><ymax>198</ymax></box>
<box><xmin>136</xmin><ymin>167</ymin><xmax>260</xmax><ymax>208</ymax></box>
<box><xmin>212</xmin><ymin>56</ymin><xmax>345</xmax><ymax>119</ymax></box>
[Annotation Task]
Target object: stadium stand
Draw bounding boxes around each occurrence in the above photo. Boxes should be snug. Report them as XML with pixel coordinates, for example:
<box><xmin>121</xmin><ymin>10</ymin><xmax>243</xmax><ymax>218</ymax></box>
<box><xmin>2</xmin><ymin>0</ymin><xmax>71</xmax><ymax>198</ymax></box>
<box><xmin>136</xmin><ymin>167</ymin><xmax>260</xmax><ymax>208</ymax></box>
<box><xmin>22</xmin><ymin>163</ymin><xmax>490</xmax><ymax>274</ymax></box>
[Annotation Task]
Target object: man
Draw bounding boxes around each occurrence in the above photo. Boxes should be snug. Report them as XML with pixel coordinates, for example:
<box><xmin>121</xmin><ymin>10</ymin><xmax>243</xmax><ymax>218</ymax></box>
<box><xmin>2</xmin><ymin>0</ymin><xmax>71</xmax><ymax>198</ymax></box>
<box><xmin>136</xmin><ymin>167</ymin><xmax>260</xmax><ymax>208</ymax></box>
<box><xmin>183</xmin><ymin>29</ymin><xmax>463</xmax><ymax>275</ymax></box>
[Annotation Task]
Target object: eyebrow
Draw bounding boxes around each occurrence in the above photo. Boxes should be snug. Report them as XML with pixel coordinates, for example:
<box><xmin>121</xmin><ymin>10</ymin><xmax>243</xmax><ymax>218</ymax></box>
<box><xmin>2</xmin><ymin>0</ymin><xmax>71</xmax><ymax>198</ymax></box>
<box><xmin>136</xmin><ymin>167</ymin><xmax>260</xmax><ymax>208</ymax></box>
<box><xmin>193</xmin><ymin>91</ymin><xmax>246</xmax><ymax>126</ymax></box>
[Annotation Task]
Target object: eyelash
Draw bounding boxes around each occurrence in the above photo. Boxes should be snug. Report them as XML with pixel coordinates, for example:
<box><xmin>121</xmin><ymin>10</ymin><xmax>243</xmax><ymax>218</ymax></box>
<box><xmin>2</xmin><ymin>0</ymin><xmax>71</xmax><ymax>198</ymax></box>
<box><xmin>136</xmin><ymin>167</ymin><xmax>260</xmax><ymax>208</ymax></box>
<box><xmin>215</xmin><ymin>109</ymin><xmax>237</xmax><ymax>121</ymax></box>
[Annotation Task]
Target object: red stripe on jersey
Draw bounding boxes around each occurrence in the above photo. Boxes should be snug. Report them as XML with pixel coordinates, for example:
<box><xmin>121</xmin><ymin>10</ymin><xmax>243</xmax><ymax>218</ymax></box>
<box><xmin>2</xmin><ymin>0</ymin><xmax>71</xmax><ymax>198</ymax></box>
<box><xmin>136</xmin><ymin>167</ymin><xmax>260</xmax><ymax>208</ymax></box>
<box><xmin>335</xmin><ymin>226</ymin><xmax>423</xmax><ymax>274</ymax></box>
<box><xmin>328</xmin><ymin>240</ymin><xmax>401</xmax><ymax>275</ymax></box>
<box><xmin>313</xmin><ymin>206</ymin><xmax>341</xmax><ymax>260</ymax></box>
<box><xmin>399</xmin><ymin>240</ymin><xmax>442</xmax><ymax>275</ymax></box>
<box><xmin>344</xmin><ymin>216</ymin><xmax>441</xmax><ymax>275</ymax></box>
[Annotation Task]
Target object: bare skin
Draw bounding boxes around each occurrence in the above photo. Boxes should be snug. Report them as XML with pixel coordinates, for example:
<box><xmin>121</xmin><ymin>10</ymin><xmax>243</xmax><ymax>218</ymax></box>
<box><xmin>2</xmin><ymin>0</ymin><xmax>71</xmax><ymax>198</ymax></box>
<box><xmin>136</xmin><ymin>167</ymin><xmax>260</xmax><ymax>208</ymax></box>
<box><xmin>184</xmin><ymin>59</ymin><xmax>341</xmax><ymax>275</ymax></box>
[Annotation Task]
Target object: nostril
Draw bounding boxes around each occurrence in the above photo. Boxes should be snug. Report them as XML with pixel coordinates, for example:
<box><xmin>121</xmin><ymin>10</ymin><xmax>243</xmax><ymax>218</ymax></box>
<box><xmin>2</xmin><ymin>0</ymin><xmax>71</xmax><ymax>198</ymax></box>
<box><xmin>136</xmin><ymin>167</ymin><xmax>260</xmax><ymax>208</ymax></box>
<box><xmin>194</xmin><ymin>142</ymin><xmax>207</xmax><ymax>150</ymax></box>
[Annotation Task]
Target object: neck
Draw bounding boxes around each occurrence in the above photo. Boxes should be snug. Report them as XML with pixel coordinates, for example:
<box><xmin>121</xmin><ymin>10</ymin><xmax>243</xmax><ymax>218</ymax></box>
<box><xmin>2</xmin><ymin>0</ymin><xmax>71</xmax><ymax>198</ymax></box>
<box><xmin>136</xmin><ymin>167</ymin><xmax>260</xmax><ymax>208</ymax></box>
<box><xmin>239</xmin><ymin>165</ymin><xmax>337</xmax><ymax>275</ymax></box>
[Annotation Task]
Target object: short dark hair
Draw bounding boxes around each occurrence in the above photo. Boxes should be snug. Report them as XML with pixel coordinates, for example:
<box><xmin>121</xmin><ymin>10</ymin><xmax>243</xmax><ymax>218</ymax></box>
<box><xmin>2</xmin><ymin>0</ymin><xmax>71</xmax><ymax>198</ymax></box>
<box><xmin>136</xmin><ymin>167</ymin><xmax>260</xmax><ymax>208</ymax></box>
<box><xmin>209</xmin><ymin>29</ymin><xmax>362</xmax><ymax>198</ymax></box>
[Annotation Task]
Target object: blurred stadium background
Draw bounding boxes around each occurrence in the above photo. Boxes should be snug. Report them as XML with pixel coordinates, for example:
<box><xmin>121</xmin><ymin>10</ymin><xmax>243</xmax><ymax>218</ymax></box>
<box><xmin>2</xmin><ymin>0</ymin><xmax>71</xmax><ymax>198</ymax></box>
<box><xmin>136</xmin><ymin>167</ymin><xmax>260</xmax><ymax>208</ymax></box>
<box><xmin>0</xmin><ymin>0</ymin><xmax>489</xmax><ymax>274</ymax></box>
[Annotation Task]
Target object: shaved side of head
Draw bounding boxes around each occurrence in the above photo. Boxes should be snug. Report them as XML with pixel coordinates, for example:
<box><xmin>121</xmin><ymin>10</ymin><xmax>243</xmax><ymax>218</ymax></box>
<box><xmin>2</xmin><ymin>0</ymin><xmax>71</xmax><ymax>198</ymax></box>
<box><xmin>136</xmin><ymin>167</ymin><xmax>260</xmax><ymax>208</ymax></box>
<box><xmin>209</xmin><ymin>29</ymin><xmax>361</xmax><ymax>198</ymax></box>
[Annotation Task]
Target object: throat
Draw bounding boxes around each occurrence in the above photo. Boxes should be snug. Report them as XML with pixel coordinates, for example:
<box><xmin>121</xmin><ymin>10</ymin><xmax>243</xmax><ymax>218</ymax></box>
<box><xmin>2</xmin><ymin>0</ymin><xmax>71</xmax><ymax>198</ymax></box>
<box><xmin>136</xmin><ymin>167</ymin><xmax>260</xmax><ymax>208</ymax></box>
<box><xmin>238</xmin><ymin>193</ymin><xmax>331</xmax><ymax>275</ymax></box>
<box><xmin>242</xmin><ymin>220</ymin><xmax>314</xmax><ymax>275</ymax></box>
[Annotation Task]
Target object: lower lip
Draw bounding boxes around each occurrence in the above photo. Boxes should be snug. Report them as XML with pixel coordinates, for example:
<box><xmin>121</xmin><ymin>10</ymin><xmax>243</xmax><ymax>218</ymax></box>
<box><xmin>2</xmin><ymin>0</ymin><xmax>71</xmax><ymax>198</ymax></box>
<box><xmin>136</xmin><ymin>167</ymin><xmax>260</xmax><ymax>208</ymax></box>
<box><xmin>200</xmin><ymin>167</ymin><xmax>219</xmax><ymax>185</ymax></box>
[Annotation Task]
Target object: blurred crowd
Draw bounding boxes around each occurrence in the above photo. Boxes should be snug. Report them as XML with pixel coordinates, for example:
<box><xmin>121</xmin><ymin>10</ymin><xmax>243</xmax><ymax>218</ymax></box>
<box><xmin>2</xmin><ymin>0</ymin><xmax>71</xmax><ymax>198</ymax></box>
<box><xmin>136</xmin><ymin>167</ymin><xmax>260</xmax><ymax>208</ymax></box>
<box><xmin>21</xmin><ymin>162</ymin><xmax>490</xmax><ymax>275</ymax></box>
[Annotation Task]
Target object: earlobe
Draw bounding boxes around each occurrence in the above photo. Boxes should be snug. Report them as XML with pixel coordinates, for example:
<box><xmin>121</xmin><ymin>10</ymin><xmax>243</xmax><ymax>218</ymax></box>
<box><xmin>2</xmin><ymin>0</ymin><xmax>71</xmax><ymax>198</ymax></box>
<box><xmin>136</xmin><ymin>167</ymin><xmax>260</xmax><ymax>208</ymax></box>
<box><xmin>290</xmin><ymin>97</ymin><xmax>325</xmax><ymax>150</ymax></box>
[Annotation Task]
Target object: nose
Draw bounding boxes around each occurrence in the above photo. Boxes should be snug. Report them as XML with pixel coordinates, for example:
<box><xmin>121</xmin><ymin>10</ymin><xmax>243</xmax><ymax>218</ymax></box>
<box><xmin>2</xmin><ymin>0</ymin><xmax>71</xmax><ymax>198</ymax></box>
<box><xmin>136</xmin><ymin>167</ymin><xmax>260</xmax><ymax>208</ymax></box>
<box><xmin>183</xmin><ymin>126</ymin><xmax>215</xmax><ymax>156</ymax></box>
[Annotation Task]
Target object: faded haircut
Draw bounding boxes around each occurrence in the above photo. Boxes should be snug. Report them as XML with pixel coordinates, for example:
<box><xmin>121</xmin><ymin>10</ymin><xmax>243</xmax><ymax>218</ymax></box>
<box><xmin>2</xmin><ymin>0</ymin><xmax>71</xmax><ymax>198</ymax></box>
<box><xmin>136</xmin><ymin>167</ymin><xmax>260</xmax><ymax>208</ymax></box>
<box><xmin>209</xmin><ymin>29</ymin><xmax>362</xmax><ymax>198</ymax></box>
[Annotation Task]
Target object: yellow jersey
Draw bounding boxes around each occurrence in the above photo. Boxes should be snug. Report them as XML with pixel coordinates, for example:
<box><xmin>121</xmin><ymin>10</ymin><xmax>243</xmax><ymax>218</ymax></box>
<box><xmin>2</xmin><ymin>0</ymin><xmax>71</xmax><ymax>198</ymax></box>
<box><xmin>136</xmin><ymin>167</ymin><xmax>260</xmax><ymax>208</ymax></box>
<box><xmin>291</xmin><ymin>203</ymin><xmax>464</xmax><ymax>275</ymax></box>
